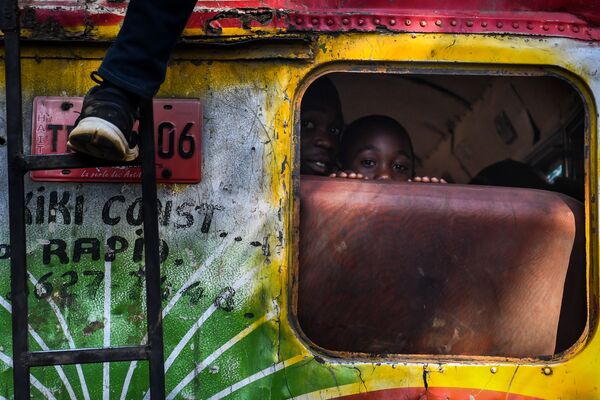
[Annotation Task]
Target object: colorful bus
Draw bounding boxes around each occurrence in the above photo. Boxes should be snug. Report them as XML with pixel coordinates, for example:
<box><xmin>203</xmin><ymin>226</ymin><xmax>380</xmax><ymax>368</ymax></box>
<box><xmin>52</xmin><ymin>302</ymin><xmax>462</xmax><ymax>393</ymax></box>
<box><xmin>0</xmin><ymin>0</ymin><xmax>599</xmax><ymax>398</ymax></box>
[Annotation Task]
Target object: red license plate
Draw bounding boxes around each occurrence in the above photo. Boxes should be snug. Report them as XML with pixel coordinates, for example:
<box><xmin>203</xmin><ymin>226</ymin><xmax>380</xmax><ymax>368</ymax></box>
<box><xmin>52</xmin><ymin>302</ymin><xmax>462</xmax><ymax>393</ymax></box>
<box><xmin>31</xmin><ymin>96</ymin><xmax>202</xmax><ymax>183</ymax></box>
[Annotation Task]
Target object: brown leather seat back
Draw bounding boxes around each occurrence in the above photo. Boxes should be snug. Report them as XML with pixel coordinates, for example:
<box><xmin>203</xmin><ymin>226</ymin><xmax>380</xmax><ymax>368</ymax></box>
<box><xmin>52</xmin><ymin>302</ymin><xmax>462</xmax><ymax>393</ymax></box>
<box><xmin>298</xmin><ymin>176</ymin><xmax>584</xmax><ymax>357</ymax></box>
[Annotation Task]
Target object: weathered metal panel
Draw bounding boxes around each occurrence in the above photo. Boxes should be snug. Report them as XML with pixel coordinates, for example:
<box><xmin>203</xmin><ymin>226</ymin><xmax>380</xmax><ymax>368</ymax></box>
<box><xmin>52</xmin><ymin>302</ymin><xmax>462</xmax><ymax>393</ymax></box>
<box><xmin>11</xmin><ymin>0</ymin><xmax>600</xmax><ymax>41</ymax></box>
<box><xmin>0</xmin><ymin>31</ymin><xmax>599</xmax><ymax>399</ymax></box>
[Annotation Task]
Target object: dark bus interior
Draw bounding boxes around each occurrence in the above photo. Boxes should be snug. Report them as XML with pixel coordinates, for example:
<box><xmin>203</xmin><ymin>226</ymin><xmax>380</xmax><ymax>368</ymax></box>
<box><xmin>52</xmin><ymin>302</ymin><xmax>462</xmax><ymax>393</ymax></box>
<box><xmin>297</xmin><ymin>72</ymin><xmax>587</xmax><ymax>358</ymax></box>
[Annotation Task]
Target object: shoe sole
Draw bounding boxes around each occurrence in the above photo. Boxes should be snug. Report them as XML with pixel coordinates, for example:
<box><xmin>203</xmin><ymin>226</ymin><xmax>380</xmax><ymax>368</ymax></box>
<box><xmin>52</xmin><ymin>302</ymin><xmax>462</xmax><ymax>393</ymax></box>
<box><xmin>67</xmin><ymin>117</ymin><xmax>139</xmax><ymax>162</ymax></box>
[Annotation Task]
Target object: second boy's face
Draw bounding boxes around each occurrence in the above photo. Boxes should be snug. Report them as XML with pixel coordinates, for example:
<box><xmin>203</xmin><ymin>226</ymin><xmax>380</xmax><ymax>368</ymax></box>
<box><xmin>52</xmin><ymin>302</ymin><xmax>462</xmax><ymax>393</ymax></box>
<box><xmin>345</xmin><ymin>129</ymin><xmax>414</xmax><ymax>181</ymax></box>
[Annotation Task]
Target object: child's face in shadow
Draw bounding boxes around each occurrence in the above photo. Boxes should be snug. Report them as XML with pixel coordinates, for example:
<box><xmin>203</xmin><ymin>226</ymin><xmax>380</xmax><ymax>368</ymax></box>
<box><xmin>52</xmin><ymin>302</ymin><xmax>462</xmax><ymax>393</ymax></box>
<box><xmin>343</xmin><ymin>128</ymin><xmax>414</xmax><ymax>181</ymax></box>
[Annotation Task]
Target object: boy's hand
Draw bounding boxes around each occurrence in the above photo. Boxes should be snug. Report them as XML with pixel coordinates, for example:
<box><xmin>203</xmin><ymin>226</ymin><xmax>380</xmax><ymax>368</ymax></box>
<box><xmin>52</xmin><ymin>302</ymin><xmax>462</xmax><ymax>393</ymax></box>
<box><xmin>409</xmin><ymin>176</ymin><xmax>447</xmax><ymax>183</ymax></box>
<box><xmin>329</xmin><ymin>171</ymin><xmax>368</xmax><ymax>180</ymax></box>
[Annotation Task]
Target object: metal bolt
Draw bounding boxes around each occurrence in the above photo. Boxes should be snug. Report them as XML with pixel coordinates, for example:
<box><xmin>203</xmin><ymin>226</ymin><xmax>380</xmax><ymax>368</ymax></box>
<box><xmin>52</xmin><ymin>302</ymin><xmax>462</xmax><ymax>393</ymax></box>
<box><xmin>342</xmin><ymin>17</ymin><xmax>350</xmax><ymax>25</ymax></box>
<box><xmin>311</xmin><ymin>17</ymin><xmax>319</xmax><ymax>25</ymax></box>
<box><xmin>543</xmin><ymin>24</ymin><xmax>549</xmax><ymax>31</ymax></box>
<box><xmin>497</xmin><ymin>21</ymin><xmax>503</xmax><ymax>28</ymax></box>
<box><xmin>450</xmin><ymin>20</ymin><xmax>457</xmax><ymax>26</ymax></box>
<box><xmin>295</xmin><ymin>17</ymin><xmax>303</xmax><ymax>24</ymax></box>
<box><xmin>466</xmin><ymin>20</ymin><xmax>473</xmax><ymax>27</ymax></box>
<box><xmin>542</xmin><ymin>367</ymin><xmax>552</xmax><ymax>376</ymax></box>
<box><xmin>420</xmin><ymin>20</ymin><xmax>426</xmax><ymax>27</ymax></box>
<box><xmin>558</xmin><ymin>25</ymin><xmax>565</xmax><ymax>31</ymax></box>
<box><xmin>405</xmin><ymin>18</ymin><xmax>411</xmax><ymax>26</ymax></box>
<box><xmin>512</xmin><ymin>22</ymin><xmax>519</xmax><ymax>28</ymax></box>
<box><xmin>161</xmin><ymin>168</ymin><xmax>172</xmax><ymax>179</ymax></box>
<box><xmin>357</xmin><ymin>18</ymin><xmax>365</xmax><ymax>25</ymax></box>
<box><xmin>490</xmin><ymin>366</ymin><xmax>497</xmax><ymax>374</ymax></box>
<box><xmin>389</xmin><ymin>19</ymin><xmax>396</xmax><ymax>25</ymax></box>
<box><xmin>527</xmin><ymin>22</ymin><xmax>534</xmax><ymax>29</ymax></box>
<box><xmin>326</xmin><ymin>19</ymin><xmax>334</xmax><ymax>26</ymax></box>
<box><xmin>481</xmin><ymin>21</ymin><xmax>488</xmax><ymax>27</ymax></box>
<box><xmin>373</xmin><ymin>18</ymin><xmax>380</xmax><ymax>25</ymax></box>
<box><xmin>572</xmin><ymin>25</ymin><xmax>580</xmax><ymax>33</ymax></box>
<box><xmin>435</xmin><ymin>19</ymin><xmax>442</xmax><ymax>26</ymax></box>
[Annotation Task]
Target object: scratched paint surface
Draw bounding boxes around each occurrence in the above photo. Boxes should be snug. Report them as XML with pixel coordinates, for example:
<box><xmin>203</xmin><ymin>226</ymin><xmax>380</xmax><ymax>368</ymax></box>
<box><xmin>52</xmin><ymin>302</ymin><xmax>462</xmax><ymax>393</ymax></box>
<box><xmin>0</xmin><ymin>33</ymin><xmax>599</xmax><ymax>399</ymax></box>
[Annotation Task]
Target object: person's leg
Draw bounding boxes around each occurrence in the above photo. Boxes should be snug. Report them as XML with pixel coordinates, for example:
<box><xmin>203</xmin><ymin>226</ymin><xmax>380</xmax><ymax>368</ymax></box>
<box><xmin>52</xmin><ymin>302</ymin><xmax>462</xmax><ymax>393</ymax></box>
<box><xmin>68</xmin><ymin>0</ymin><xmax>197</xmax><ymax>161</ymax></box>
<box><xmin>98</xmin><ymin>0</ymin><xmax>198</xmax><ymax>99</ymax></box>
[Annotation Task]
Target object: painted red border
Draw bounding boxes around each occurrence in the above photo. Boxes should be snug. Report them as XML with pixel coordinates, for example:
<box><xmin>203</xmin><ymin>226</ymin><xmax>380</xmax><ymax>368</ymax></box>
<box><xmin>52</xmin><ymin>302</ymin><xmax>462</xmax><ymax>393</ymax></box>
<box><xmin>336</xmin><ymin>387</ymin><xmax>542</xmax><ymax>400</ymax></box>
<box><xmin>18</xmin><ymin>0</ymin><xmax>600</xmax><ymax>41</ymax></box>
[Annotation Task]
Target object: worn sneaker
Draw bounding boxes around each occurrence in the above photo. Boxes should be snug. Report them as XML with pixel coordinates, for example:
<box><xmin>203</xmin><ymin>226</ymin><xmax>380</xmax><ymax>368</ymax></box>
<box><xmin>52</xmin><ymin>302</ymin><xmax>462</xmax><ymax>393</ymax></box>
<box><xmin>67</xmin><ymin>73</ymin><xmax>140</xmax><ymax>161</ymax></box>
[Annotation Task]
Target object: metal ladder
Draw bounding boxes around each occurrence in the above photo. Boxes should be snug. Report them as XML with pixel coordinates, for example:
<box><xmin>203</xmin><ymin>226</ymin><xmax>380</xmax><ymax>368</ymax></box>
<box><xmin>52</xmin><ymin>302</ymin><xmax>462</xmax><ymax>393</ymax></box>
<box><xmin>1</xmin><ymin>1</ymin><xmax>166</xmax><ymax>398</ymax></box>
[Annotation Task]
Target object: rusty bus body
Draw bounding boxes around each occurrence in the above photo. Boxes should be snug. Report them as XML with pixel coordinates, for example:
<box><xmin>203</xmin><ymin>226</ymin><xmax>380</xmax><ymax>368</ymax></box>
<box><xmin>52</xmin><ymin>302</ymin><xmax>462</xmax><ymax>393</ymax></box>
<box><xmin>0</xmin><ymin>0</ymin><xmax>599</xmax><ymax>398</ymax></box>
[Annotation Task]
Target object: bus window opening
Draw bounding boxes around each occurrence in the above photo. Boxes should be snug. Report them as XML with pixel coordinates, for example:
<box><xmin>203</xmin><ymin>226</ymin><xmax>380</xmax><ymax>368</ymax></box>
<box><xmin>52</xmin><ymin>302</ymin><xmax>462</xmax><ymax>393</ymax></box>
<box><xmin>296</xmin><ymin>72</ymin><xmax>587</xmax><ymax>358</ymax></box>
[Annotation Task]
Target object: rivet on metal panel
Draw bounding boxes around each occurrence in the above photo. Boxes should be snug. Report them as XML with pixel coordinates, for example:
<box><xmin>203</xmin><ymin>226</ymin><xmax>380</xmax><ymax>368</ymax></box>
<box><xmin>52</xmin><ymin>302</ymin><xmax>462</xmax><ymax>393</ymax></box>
<box><xmin>542</xmin><ymin>367</ymin><xmax>553</xmax><ymax>376</ymax></box>
<box><xmin>512</xmin><ymin>22</ymin><xmax>519</xmax><ymax>28</ymax></box>
<box><xmin>490</xmin><ymin>366</ymin><xmax>498</xmax><ymax>374</ymax></box>
<box><xmin>466</xmin><ymin>20</ymin><xmax>473</xmax><ymax>27</ymax></box>
<box><xmin>572</xmin><ymin>25</ymin><xmax>580</xmax><ymax>33</ymax></box>
<box><xmin>527</xmin><ymin>22</ymin><xmax>534</xmax><ymax>30</ymax></box>
<box><xmin>481</xmin><ymin>21</ymin><xmax>488</xmax><ymax>27</ymax></box>
<box><xmin>435</xmin><ymin>19</ymin><xmax>442</xmax><ymax>26</ymax></box>
<box><xmin>405</xmin><ymin>18</ymin><xmax>411</xmax><ymax>26</ymax></box>
<box><xmin>389</xmin><ymin>18</ymin><xmax>396</xmax><ymax>25</ymax></box>
<box><xmin>295</xmin><ymin>17</ymin><xmax>303</xmax><ymax>25</ymax></box>
<box><xmin>326</xmin><ymin>18</ymin><xmax>334</xmax><ymax>26</ymax></box>
<box><xmin>373</xmin><ymin>18</ymin><xmax>380</xmax><ymax>25</ymax></box>
<box><xmin>450</xmin><ymin>20</ymin><xmax>457</xmax><ymax>26</ymax></box>
<box><xmin>558</xmin><ymin>25</ymin><xmax>565</xmax><ymax>31</ymax></box>
<box><xmin>420</xmin><ymin>20</ymin><xmax>426</xmax><ymax>27</ymax></box>
<box><xmin>342</xmin><ymin>17</ymin><xmax>350</xmax><ymax>25</ymax></box>
<box><xmin>311</xmin><ymin>17</ymin><xmax>319</xmax><ymax>25</ymax></box>
<box><xmin>543</xmin><ymin>24</ymin><xmax>549</xmax><ymax>31</ymax></box>
<box><xmin>162</xmin><ymin>168</ymin><xmax>172</xmax><ymax>179</ymax></box>
<box><xmin>357</xmin><ymin>18</ymin><xmax>365</xmax><ymax>25</ymax></box>
<box><xmin>497</xmin><ymin>21</ymin><xmax>503</xmax><ymax>28</ymax></box>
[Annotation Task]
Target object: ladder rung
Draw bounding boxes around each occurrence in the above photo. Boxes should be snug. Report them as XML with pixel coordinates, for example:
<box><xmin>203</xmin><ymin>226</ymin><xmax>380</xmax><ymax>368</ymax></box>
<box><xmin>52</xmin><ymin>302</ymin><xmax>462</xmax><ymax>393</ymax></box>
<box><xmin>27</xmin><ymin>346</ymin><xmax>150</xmax><ymax>367</ymax></box>
<box><xmin>22</xmin><ymin>154</ymin><xmax>140</xmax><ymax>172</ymax></box>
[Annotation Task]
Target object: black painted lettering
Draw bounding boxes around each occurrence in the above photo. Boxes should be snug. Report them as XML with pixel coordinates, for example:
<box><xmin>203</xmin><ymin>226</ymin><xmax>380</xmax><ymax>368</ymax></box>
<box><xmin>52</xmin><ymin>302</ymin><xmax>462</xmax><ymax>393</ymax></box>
<box><xmin>48</xmin><ymin>191</ymin><xmax>71</xmax><ymax>224</ymax></box>
<box><xmin>59</xmin><ymin>271</ymin><xmax>78</xmax><ymax>298</ymax></box>
<box><xmin>178</xmin><ymin>122</ymin><xmax>195</xmax><ymax>159</ymax></box>
<box><xmin>25</xmin><ymin>191</ymin><xmax>33</xmax><ymax>225</ymax></box>
<box><xmin>132</xmin><ymin>236</ymin><xmax>169</xmax><ymax>264</ymax></box>
<box><xmin>43</xmin><ymin>239</ymin><xmax>69</xmax><ymax>264</ymax></box>
<box><xmin>200</xmin><ymin>208</ymin><xmax>213</xmax><ymax>234</ymax></box>
<box><xmin>103</xmin><ymin>195</ymin><xmax>125</xmax><ymax>225</ymax></box>
<box><xmin>35</xmin><ymin>191</ymin><xmax>45</xmax><ymax>224</ymax></box>
<box><xmin>126</xmin><ymin>197</ymin><xmax>143</xmax><ymax>226</ymax></box>
<box><xmin>0</xmin><ymin>244</ymin><xmax>10</xmax><ymax>259</ymax></box>
<box><xmin>105</xmin><ymin>236</ymin><xmax>128</xmax><ymax>261</ymax></box>
<box><xmin>73</xmin><ymin>238</ymin><xmax>100</xmax><ymax>263</ymax></box>
<box><xmin>34</xmin><ymin>272</ymin><xmax>54</xmax><ymax>299</ymax></box>
<box><xmin>175</xmin><ymin>202</ymin><xmax>194</xmax><ymax>228</ymax></box>
<box><xmin>47</xmin><ymin>124</ymin><xmax>62</xmax><ymax>153</ymax></box>
<box><xmin>83</xmin><ymin>270</ymin><xmax>104</xmax><ymax>297</ymax></box>
<box><xmin>157</xmin><ymin>200</ymin><xmax>172</xmax><ymax>226</ymax></box>
<box><xmin>75</xmin><ymin>195</ymin><xmax>84</xmax><ymax>225</ymax></box>
<box><xmin>158</xmin><ymin>122</ymin><xmax>175</xmax><ymax>159</ymax></box>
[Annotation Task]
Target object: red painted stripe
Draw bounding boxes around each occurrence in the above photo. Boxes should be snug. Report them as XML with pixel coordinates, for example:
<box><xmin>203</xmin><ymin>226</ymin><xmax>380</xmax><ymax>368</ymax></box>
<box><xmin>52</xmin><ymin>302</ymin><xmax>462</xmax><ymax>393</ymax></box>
<box><xmin>336</xmin><ymin>387</ymin><xmax>542</xmax><ymax>400</ymax></box>
<box><xmin>20</xmin><ymin>5</ymin><xmax>600</xmax><ymax>41</ymax></box>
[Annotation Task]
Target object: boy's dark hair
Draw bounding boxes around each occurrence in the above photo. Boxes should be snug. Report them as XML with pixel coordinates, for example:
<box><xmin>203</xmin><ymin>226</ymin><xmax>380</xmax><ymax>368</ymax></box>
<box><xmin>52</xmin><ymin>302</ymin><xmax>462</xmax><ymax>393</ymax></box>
<box><xmin>301</xmin><ymin>75</ymin><xmax>341</xmax><ymax>111</ymax></box>
<box><xmin>341</xmin><ymin>115</ymin><xmax>415</xmax><ymax>173</ymax></box>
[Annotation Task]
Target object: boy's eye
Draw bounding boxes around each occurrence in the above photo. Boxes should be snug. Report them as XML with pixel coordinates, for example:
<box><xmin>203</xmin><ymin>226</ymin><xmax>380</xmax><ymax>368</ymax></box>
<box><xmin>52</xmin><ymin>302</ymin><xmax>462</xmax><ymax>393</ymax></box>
<box><xmin>361</xmin><ymin>159</ymin><xmax>376</xmax><ymax>168</ymax></box>
<box><xmin>329</xmin><ymin>126</ymin><xmax>341</xmax><ymax>136</ymax></box>
<box><xmin>302</xmin><ymin>120</ymin><xmax>315</xmax><ymax>130</ymax></box>
<box><xmin>393</xmin><ymin>163</ymin><xmax>408</xmax><ymax>172</ymax></box>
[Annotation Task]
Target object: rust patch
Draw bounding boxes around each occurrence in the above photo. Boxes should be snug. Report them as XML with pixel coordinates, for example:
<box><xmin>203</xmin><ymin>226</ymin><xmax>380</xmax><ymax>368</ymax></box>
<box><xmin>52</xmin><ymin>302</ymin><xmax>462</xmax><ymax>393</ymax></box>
<box><xmin>83</xmin><ymin>320</ymin><xmax>104</xmax><ymax>336</ymax></box>
<box><xmin>205</xmin><ymin>9</ymin><xmax>277</xmax><ymax>35</ymax></box>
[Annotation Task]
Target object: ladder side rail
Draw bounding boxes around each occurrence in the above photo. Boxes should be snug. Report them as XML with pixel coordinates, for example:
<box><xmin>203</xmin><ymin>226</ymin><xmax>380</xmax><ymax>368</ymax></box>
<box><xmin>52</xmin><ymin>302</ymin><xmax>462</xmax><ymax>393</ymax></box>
<box><xmin>2</xmin><ymin>0</ymin><xmax>31</xmax><ymax>397</ymax></box>
<box><xmin>139</xmin><ymin>99</ymin><xmax>166</xmax><ymax>399</ymax></box>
